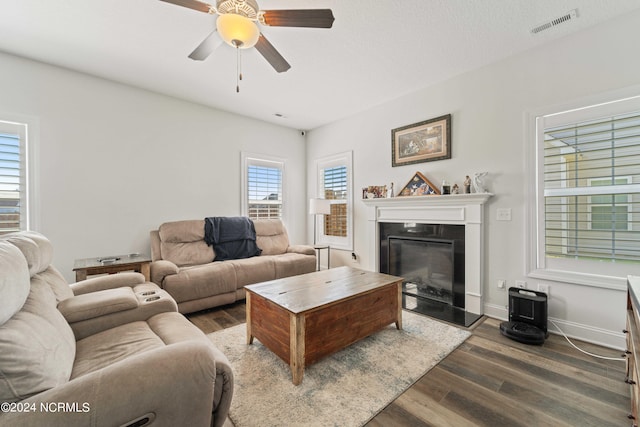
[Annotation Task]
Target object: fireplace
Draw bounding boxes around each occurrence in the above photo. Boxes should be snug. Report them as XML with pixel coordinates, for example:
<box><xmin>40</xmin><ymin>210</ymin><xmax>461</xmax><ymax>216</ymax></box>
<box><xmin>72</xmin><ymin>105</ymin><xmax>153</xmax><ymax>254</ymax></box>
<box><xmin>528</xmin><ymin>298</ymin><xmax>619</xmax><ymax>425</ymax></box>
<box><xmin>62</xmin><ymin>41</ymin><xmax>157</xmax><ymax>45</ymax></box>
<box><xmin>362</xmin><ymin>193</ymin><xmax>492</xmax><ymax>327</ymax></box>
<box><xmin>380</xmin><ymin>222</ymin><xmax>473</xmax><ymax>325</ymax></box>
<box><xmin>389</xmin><ymin>237</ymin><xmax>455</xmax><ymax>305</ymax></box>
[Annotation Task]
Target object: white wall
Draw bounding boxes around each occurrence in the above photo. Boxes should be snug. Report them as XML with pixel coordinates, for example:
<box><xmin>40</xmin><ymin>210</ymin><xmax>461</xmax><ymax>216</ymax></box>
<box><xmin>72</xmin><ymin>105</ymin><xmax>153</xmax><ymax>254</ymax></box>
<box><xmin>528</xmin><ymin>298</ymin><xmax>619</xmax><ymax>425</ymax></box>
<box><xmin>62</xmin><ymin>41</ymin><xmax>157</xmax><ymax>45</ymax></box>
<box><xmin>0</xmin><ymin>52</ymin><xmax>307</xmax><ymax>283</ymax></box>
<box><xmin>307</xmin><ymin>10</ymin><xmax>640</xmax><ymax>349</ymax></box>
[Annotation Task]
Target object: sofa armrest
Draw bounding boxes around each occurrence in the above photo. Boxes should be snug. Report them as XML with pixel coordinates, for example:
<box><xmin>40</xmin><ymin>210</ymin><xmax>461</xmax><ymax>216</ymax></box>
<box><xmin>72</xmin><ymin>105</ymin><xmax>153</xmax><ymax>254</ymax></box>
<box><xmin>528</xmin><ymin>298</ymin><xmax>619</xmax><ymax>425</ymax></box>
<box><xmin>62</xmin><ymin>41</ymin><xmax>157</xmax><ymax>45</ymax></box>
<box><xmin>209</xmin><ymin>344</ymin><xmax>234</xmax><ymax>427</ymax></box>
<box><xmin>58</xmin><ymin>288</ymin><xmax>139</xmax><ymax>323</ymax></box>
<box><xmin>70</xmin><ymin>272</ymin><xmax>146</xmax><ymax>295</ymax></box>
<box><xmin>150</xmin><ymin>260</ymin><xmax>179</xmax><ymax>285</ymax></box>
<box><xmin>0</xmin><ymin>340</ymin><xmax>225</xmax><ymax>427</ymax></box>
<box><xmin>287</xmin><ymin>244</ymin><xmax>316</xmax><ymax>256</ymax></box>
<box><xmin>60</xmin><ymin>288</ymin><xmax>178</xmax><ymax>340</ymax></box>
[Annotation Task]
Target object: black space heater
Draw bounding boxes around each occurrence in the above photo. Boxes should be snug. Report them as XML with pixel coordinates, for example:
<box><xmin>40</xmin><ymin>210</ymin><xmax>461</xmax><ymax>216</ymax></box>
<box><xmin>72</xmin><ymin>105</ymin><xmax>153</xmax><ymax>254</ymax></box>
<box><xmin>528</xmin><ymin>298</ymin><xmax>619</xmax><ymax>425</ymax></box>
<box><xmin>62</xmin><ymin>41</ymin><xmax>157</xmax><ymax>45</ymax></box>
<box><xmin>499</xmin><ymin>287</ymin><xmax>548</xmax><ymax>345</ymax></box>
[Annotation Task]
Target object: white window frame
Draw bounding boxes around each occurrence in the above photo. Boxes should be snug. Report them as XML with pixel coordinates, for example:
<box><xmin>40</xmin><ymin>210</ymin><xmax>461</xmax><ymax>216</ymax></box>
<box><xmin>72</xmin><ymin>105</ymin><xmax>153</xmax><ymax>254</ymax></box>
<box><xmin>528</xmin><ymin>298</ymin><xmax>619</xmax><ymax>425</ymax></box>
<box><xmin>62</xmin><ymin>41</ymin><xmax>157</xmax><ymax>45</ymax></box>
<box><xmin>315</xmin><ymin>151</ymin><xmax>353</xmax><ymax>251</ymax></box>
<box><xmin>526</xmin><ymin>92</ymin><xmax>640</xmax><ymax>289</ymax></box>
<box><xmin>0</xmin><ymin>116</ymin><xmax>37</xmax><ymax>233</ymax></box>
<box><xmin>240</xmin><ymin>152</ymin><xmax>286</xmax><ymax>221</ymax></box>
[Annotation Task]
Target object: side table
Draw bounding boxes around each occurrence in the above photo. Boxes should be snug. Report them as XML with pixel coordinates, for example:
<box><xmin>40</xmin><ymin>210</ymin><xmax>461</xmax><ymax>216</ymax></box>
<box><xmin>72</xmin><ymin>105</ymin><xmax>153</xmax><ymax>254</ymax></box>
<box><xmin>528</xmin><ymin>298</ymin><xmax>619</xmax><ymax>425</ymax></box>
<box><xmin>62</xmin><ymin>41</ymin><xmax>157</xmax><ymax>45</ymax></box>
<box><xmin>73</xmin><ymin>254</ymin><xmax>152</xmax><ymax>282</ymax></box>
<box><xmin>313</xmin><ymin>245</ymin><xmax>330</xmax><ymax>271</ymax></box>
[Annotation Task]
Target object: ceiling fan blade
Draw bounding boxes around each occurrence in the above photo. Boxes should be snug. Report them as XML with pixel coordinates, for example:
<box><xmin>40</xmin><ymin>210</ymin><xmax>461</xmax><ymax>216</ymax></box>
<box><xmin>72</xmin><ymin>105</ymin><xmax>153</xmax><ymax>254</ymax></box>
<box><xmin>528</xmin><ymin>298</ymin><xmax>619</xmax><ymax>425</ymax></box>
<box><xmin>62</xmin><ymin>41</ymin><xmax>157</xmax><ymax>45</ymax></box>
<box><xmin>188</xmin><ymin>30</ymin><xmax>222</xmax><ymax>60</ymax></box>
<box><xmin>255</xmin><ymin>34</ymin><xmax>291</xmax><ymax>73</ymax></box>
<box><xmin>261</xmin><ymin>9</ymin><xmax>335</xmax><ymax>28</ymax></box>
<box><xmin>158</xmin><ymin>0</ymin><xmax>212</xmax><ymax>14</ymax></box>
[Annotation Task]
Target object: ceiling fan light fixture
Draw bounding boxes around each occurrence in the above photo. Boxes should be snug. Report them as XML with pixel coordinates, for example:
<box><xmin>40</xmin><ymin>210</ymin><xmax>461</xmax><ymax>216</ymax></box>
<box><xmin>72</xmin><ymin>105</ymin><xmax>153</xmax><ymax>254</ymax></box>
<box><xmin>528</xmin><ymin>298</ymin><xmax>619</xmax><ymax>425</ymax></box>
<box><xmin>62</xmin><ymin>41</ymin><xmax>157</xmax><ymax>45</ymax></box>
<box><xmin>162</xmin><ymin>0</ymin><xmax>334</xmax><ymax>75</ymax></box>
<box><xmin>216</xmin><ymin>0</ymin><xmax>259</xmax><ymax>19</ymax></box>
<box><xmin>216</xmin><ymin>13</ymin><xmax>260</xmax><ymax>49</ymax></box>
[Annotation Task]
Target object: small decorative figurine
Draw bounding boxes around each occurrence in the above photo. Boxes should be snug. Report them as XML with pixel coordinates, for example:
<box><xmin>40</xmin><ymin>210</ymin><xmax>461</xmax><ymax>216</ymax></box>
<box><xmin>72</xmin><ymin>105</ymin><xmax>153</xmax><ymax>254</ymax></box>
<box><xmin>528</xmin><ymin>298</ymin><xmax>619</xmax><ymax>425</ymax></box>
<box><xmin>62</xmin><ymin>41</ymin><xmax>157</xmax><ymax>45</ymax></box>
<box><xmin>472</xmin><ymin>172</ymin><xmax>488</xmax><ymax>193</ymax></box>
<box><xmin>452</xmin><ymin>184</ymin><xmax>459</xmax><ymax>194</ymax></box>
<box><xmin>388</xmin><ymin>182</ymin><xmax>394</xmax><ymax>198</ymax></box>
<box><xmin>463</xmin><ymin>175</ymin><xmax>471</xmax><ymax>194</ymax></box>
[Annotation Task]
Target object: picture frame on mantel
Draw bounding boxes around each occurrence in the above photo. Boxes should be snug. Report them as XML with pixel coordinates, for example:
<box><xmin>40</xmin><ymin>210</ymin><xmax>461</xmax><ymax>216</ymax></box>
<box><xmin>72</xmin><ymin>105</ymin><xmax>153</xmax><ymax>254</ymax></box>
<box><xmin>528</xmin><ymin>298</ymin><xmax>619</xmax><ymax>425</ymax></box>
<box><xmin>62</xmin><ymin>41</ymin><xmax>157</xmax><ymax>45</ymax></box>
<box><xmin>391</xmin><ymin>114</ymin><xmax>452</xmax><ymax>167</ymax></box>
<box><xmin>398</xmin><ymin>171</ymin><xmax>441</xmax><ymax>196</ymax></box>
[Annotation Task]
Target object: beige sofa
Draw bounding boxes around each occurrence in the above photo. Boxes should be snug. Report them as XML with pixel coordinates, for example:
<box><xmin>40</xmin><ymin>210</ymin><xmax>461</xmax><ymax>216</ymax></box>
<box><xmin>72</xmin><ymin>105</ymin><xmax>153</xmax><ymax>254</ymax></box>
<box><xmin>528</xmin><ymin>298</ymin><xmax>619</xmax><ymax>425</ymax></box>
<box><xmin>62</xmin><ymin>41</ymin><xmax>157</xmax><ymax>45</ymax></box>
<box><xmin>150</xmin><ymin>218</ymin><xmax>316</xmax><ymax>314</ymax></box>
<box><xmin>0</xmin><ymin>231</ymin><xmax>233</xmax><ymax>427</ymax></box>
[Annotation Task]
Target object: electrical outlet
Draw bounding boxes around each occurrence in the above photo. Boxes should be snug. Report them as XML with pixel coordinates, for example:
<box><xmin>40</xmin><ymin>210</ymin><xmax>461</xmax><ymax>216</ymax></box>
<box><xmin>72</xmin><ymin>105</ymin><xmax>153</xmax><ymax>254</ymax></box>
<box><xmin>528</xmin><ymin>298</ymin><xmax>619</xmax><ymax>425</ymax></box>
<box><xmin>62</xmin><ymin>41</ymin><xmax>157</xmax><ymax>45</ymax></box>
<box><xmin>515</xmin><ymin>280</ymin><xmax>527</xmax><ymax>289</ymax></box>
<box><xmin>497</xmin><ymin>279</ymin><xmax>506</xmax><ymax>289</ymax></box>
<box><xmin>496</xmin><ymin>208</ymin><xmax>512</xmax><ymax>221</ymax></box>
<box><xmin>538</xmin><ymin>283</ymin><xmax>550</xmax><ymax>297</ymax></box>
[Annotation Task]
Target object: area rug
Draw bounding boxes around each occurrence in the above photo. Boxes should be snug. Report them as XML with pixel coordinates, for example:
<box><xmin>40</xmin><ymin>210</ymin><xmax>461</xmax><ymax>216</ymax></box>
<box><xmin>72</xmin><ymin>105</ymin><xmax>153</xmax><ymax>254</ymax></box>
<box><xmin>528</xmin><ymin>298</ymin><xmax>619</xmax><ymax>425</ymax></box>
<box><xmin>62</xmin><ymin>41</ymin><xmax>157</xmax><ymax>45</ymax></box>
<box><xmin>207</xmin><ymin>310</ymin><xmax>470</xmax><ymax>427</ymax></box>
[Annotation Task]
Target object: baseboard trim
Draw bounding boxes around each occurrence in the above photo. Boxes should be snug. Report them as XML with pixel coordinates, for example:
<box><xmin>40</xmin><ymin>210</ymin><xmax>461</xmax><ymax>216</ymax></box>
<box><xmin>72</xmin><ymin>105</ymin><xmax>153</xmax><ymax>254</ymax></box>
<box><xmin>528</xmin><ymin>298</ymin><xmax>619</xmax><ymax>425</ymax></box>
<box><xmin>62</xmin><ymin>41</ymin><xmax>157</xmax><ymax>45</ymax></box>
<box><xmin>483</xmin><ymin>302</ymin><xmax>508</xmax><ymax>321</ymax></box>
<box><xmin>482</xmin><ymin>303</ymin><xmax>626</xmax><ymax>350</ymax></box>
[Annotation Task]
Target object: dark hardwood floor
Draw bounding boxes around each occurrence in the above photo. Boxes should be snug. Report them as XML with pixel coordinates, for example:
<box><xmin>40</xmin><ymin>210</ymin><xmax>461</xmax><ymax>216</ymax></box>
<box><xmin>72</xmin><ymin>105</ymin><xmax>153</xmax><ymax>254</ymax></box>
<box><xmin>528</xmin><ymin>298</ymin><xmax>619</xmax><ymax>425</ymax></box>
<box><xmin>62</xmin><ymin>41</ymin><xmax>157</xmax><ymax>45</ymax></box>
<box><xmin>188</xmin><ymin>302</ymin><xmax>631</xmax><ymax>427</ymax></box>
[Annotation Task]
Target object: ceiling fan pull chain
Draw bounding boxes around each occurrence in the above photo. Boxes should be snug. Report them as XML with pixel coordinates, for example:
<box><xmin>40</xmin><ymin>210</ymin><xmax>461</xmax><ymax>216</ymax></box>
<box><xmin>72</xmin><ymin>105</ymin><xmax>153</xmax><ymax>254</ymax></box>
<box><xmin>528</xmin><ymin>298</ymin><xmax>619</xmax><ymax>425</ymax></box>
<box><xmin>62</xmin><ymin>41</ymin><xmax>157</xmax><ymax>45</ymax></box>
<box><xmin>239</xmin><ymin>46</ymin><xmax>243</xmax><ymax>82</ymax></box>
<box><xmin>236</xmin><ymin>45</ymin><xmax>240</xmax><ymax>93</ymax></box>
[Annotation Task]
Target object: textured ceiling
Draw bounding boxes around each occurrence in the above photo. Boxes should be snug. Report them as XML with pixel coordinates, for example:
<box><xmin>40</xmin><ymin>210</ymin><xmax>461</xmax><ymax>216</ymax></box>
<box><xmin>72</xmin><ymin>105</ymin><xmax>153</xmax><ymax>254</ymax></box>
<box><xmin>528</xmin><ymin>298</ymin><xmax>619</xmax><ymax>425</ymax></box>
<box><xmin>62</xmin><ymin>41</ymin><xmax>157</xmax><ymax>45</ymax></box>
<box><xmin>1</xmin><ymin>0</ymin><xmax>640</xmax><ymax>130</ymax></box>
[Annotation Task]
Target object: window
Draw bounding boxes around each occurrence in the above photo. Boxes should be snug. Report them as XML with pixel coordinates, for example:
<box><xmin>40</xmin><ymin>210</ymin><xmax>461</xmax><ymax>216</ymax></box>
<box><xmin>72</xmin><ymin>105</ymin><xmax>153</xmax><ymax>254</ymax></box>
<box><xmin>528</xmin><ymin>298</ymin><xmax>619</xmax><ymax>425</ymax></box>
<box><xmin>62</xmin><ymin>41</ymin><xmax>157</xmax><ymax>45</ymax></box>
<box><xmin>241</xmin><ymin>153</ymin><xmax>285</xmax><ymax>220</ymax></box>
<box><xmin>322</xmin><ymin>165</ymin><xmax>347</xmax><ymax>237</ymax></box>
<box><xmin>0</xmin><ymin>120</ymin><xmax>29</xmax><ymax>234</ymax></box>
<box><xmin>316</xmin><ymin>151</ymin><xmax>353</xmax><ymax>250</ymax></box>
<box><xmin>530</xmin><ymin>95</ymin><xmax>640</xmax><ymax>286</ymax></box>
<box><xmin>589</xmin><ymin>177</ymin><xmax>631</xmax><ymax>231</ymax></box>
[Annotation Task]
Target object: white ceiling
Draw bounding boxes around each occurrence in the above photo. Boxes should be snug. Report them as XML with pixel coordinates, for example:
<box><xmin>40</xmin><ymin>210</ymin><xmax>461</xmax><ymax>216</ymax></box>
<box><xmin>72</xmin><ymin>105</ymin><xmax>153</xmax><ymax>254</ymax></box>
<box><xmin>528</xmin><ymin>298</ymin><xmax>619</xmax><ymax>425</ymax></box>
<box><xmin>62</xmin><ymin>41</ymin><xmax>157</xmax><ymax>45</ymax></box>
<box><xmin>1</xmin><ymin>0</ymin><xmax>640</xmax><ymax>130</ymax></box>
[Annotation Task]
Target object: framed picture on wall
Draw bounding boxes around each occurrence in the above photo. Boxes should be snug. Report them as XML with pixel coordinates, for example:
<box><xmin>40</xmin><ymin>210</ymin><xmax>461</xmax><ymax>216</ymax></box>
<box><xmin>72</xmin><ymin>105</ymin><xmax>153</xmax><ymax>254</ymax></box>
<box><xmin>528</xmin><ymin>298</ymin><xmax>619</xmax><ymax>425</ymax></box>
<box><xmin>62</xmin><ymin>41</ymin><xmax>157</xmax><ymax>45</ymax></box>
<box><xmin>398</xmin><ymin>171</ymin><xmax>440</xmax><ymax>196</ymax></box>
<box><xmin>391</xmin><ymin>114</ymin><xmax>451</xmax><ymax>167</ymax></box>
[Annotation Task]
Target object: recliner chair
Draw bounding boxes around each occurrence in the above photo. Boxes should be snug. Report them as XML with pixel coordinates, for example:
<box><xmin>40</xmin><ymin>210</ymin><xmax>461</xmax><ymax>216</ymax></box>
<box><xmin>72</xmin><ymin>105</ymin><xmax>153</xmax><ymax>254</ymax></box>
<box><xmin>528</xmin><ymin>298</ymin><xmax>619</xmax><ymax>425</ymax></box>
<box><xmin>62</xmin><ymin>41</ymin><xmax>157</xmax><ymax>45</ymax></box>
<box><xmin>0</xmin><ymin>231</ymin><xmax>233</xmax><ymax>427</ymax></box>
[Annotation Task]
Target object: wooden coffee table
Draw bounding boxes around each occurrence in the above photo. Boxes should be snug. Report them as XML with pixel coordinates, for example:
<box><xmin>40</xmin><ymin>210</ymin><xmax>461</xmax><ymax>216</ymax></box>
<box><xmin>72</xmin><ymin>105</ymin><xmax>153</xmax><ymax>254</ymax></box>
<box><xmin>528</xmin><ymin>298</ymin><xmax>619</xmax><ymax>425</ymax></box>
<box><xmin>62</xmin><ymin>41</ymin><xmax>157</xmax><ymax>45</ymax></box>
<box><xmin>245</xmin><ymin>266</ymin><xmax>403</xmax><ymax>385</ymax></box>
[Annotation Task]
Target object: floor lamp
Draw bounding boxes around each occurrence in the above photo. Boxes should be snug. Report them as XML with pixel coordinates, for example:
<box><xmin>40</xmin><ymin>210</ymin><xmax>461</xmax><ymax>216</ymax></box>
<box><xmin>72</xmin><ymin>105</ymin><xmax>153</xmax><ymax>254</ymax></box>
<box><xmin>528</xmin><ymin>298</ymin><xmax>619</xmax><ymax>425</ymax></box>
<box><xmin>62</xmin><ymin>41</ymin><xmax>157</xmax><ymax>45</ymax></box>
<box><xmin>309</xmin><ymin>198</ymin><xmax>331</xmax><ymax>246</ymax></box>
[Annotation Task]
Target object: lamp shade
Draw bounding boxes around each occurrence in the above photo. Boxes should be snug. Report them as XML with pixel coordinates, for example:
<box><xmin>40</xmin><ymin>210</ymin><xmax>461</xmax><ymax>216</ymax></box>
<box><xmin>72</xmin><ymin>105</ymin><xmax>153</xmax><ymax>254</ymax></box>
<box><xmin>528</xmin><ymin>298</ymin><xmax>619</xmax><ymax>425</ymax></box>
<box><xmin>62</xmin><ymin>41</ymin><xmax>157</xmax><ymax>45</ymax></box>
<box><xmin>216</xmin><ymin>13</ymin><xmax>260</xmax><ymax>49</ymax></box>
<box><xmin>309</xmin><ymin>198</ymin><xmax>331</xmax><ymax>215</ymax></box>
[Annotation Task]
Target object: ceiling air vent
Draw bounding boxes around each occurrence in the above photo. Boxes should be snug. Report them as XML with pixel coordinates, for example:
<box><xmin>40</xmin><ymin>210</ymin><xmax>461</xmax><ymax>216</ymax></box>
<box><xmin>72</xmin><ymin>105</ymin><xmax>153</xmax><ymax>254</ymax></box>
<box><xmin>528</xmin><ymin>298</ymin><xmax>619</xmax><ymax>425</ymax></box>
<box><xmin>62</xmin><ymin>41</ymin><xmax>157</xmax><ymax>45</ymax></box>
<box><xmin>531</xmin><ymin>9</ymin><xmax>578</xmax><ymax>34</ymax></box>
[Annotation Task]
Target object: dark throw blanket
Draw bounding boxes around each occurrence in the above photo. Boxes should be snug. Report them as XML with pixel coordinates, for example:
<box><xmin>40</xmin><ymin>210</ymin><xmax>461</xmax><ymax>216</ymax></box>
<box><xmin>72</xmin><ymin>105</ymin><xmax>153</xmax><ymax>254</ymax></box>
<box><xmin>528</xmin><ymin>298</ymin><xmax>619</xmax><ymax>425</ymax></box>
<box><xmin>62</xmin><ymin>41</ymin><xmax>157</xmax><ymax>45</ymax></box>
<box><xmin>204</xmin><ymin>216</ymin><xmax>262</xmax><ymax>261</ymax></box>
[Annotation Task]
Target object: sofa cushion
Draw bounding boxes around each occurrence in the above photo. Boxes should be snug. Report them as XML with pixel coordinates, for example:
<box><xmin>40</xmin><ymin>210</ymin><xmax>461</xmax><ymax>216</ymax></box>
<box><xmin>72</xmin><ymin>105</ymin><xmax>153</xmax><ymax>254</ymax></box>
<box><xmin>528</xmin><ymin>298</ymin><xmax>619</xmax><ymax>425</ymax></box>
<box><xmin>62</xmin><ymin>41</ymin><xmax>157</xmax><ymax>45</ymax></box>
<box><xmin>71</xmin><ymin>321</ymin><xmax>164</xmax><ymax>379</ymax></box>
<box><xmin>0</xmin><ymin>278</ymin><xmax>76</xmax><ymax>403</ymax></box>
<box><xmin>254</xmin><ymin>219</ymin><xmax>290</xmax><ymax>255</ymax></box>
<box><xmin>159</xmin><ymin>220</ymin><xmax>215</xmax><ymax>267</ymax></box>
<box><xmin>163</xmin><ymin>262</ymin><xmax>237</xmax><ymax>303</ymax></box>
<box><xmin>161</xmin><ymin>240</ymin><xmax>214</xmax><ymax>267</ymax></box>
<box><xmin>36</xmin><ymin>265</ymin><xmax>74</xmax><ymax>302</ymax></box>
<box><xmin>1</xmin><ymin>232</ymin><xmax>74</xmax><ymax>302</ymax></box>
<box><xmin>228</xmin><ymin>256</ymin><xmax>276</xmax><ymax>288</ymax></box>
<box><xmin>0</xmin><ymin>241</ymin><xmax>30</xmax><ymax>325</ymax></box>
<box><xmin>0</xmin><ymin>231</ymin><xmax>53</xmax><ymax>276</ymax></box>
<box><xmin>148</xmin><ymin>312</ymin><xmax>208</xmax><ymax>344</ymax></box>
<box><xmin>71</xmin><ymin>313</ymin><xmax>206</xmax><ymax>380</ymax></box>
<box><xmin>0</xmin><ymin>233</ymin><xmax>40</xmax><ymax>276</ymax></box>
<box><xmin>159</xmin><ymin>220</ymin><xmax>205</xmax><ymax>243</ymax></box>
<box><xmin>274</xmin><ymin>253</ymin><xmax>318</xmax><ymax>279</ymax></box>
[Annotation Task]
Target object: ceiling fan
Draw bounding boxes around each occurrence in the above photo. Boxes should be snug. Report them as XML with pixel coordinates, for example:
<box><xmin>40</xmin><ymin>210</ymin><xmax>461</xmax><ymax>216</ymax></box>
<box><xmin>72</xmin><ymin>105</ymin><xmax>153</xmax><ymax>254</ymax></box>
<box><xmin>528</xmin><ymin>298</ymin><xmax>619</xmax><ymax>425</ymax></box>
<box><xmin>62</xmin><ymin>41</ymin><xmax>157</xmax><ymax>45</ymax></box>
<box><xmin>159</xmin><ymin>0</ymin><xmax>335</xmax><ymax>74</ymax></box>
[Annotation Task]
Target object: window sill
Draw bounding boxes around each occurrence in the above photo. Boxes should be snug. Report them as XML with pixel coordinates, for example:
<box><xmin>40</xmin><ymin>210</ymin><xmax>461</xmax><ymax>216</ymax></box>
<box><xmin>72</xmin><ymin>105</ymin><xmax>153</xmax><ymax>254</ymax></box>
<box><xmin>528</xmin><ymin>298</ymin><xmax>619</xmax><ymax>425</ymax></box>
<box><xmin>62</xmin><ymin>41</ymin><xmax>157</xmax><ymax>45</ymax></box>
<box><xmin>528</xmin><ymin>268</ymin><xmax>627</xmax><ymax>291</ymax></box>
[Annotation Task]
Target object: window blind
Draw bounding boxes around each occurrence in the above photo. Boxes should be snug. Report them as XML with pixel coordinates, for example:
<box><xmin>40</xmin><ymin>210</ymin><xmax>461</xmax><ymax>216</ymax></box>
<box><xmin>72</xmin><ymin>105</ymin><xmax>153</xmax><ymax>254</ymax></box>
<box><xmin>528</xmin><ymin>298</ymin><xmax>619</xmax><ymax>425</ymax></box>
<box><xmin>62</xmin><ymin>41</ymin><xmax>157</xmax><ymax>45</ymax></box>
<box><xmin>543</xmin><ymin>111</ymin><xmax>640</xmax><ymax>262</ymax></box>
<box><xmin>247</xmin><ymin>164</ymin><xmax>282</xmax><ymax>219</ymax></box>
<box><xmin>0</xmin><ymin>133</ymin><xmax>21</xmax><ymax>234</ymax></box>
<box><xmin>322</xmin><ymin>165</ymin><xmax>347</xmax><ymax>237</ymax></box>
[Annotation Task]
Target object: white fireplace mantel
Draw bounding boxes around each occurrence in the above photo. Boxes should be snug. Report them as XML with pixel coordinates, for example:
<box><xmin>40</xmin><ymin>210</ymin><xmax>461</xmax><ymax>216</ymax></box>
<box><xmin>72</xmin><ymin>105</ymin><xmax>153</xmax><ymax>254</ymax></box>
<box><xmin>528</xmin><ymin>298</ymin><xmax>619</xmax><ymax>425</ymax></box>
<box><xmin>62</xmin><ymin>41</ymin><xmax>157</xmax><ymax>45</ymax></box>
<box><xmin>362</xmin><ymin>193</ymin><xmax>493</xmax><ymax>315</ymax></box>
